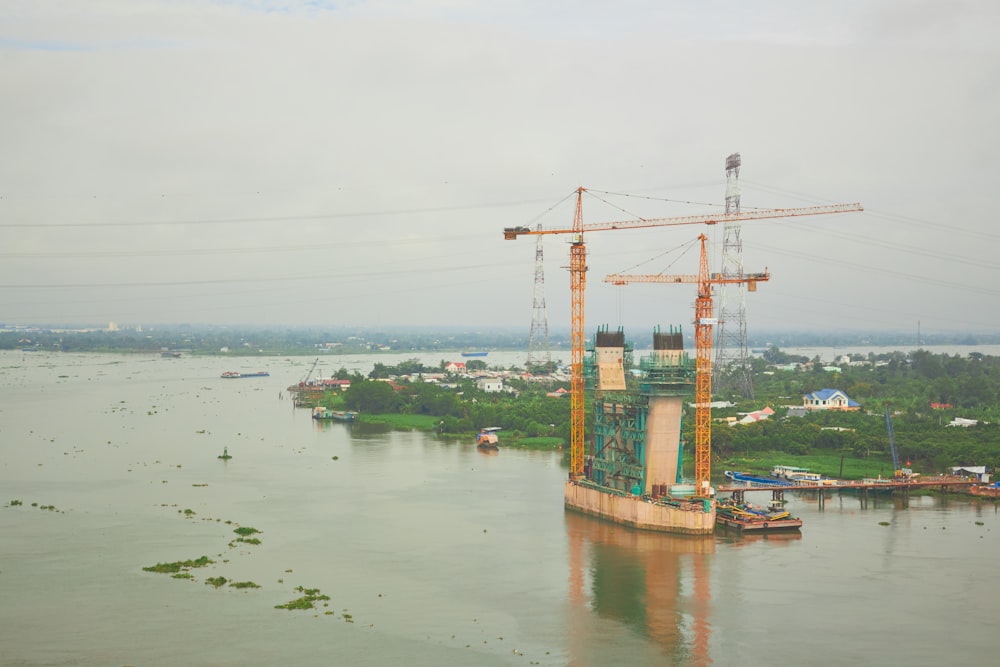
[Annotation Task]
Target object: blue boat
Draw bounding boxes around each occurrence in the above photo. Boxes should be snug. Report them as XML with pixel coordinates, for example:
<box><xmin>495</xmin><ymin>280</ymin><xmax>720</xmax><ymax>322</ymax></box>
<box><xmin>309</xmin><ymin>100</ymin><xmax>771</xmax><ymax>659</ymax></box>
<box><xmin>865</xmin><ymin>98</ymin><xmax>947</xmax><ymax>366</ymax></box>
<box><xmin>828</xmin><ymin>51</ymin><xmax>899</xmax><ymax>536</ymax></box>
<box><xmin>724</xmin><ymin>471</ymin><xmax>794</xmax><ymax>487</ymax></box>
<box><xmin>461</xmin><ymin>351</ymin><xmax>488</xmax><ymax>357</ymax></box>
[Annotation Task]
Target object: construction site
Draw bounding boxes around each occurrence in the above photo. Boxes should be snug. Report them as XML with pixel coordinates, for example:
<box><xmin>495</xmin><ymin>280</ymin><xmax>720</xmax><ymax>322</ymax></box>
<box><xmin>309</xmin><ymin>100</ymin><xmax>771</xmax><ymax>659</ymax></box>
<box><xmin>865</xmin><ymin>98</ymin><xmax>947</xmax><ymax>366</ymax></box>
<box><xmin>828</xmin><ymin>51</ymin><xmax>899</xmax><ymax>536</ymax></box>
<box><xmin>505</xmin><ymin>153</ymin><xmax>863</xmax><ymax>535</ymax></box>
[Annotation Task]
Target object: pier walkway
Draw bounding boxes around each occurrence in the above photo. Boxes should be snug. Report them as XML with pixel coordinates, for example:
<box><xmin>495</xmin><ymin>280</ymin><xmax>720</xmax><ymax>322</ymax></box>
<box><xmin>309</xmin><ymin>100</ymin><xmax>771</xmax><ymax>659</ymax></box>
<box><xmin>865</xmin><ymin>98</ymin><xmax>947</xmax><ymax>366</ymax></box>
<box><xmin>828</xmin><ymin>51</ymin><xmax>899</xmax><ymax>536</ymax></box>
<box><xmin>718</xmin><ymin>477</ymin><xmax>974</xmax><ymax>506</ymax></box>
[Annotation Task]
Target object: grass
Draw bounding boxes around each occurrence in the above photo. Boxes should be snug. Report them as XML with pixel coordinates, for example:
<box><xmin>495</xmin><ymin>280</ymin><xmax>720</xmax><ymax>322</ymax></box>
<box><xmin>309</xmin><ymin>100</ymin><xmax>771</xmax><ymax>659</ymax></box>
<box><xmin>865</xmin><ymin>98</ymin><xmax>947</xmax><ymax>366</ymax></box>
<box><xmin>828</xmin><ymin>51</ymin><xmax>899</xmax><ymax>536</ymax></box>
<box><xmin>142</xmin><ymin>556</ymin><xmax>213</xmax><ymax>574</ymax></box>
<box><xmin>205</xmin><ymin>576</ymin><xmax>228</xmax><ymax>588</ymax></box>
<box><xmin>275</xmin><ymin>585</ymin><xmax>330</xmax><ymax>611</ymax></box>
<box><xmin>233</xmin><ymin>526</ymin><xmax>260</xmax><ymax>536</ymax></box>
<box><xmin>358</xmin><ymin>413</ymin><xmax>440</xmax><ymax>430</ymax></box>
<box><xmin>717</xmin><ymin>451</ymin><xmax>904</xmax><ymax>481</ymax></box>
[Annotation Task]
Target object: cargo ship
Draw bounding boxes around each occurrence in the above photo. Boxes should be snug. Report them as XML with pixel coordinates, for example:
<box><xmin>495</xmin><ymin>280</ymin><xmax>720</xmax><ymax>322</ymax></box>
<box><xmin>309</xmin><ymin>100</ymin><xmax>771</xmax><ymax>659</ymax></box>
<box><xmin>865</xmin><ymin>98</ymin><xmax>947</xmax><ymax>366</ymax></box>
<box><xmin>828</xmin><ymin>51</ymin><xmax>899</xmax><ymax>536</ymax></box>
<box><xmin>220</xmin><ymin>371</ymin><xmax>270</xmax><ymax>379</ymax></box>
<box><xmin>460</xmin><ymin>351</ymin><xmax>488</xmax><ymax>357</ymax></box>
<box><xmin>563</xmin><ymin>326</ymin><xmax>716</xmax><ymax>535</ymax></box>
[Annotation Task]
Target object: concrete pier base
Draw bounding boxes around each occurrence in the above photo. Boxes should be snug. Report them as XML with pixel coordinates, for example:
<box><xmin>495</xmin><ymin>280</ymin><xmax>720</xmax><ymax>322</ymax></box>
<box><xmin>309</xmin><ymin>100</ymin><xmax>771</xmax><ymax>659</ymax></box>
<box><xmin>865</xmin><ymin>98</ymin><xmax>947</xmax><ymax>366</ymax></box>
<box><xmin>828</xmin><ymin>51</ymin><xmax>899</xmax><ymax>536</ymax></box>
<box><xmin>564</xmin><ymin>481</ymin><xmax>716</xmax><ymax>535</ymax></box>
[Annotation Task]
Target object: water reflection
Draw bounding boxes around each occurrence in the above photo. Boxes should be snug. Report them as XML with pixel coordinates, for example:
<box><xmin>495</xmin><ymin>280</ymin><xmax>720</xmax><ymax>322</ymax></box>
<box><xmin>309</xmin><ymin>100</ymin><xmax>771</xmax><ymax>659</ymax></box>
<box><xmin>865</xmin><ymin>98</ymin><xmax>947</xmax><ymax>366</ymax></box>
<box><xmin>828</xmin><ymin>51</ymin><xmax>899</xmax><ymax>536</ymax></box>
<box><xmin>565</xmin><ymin>512</ymin><xmax>715</xmax><ymax>665</ymax></box>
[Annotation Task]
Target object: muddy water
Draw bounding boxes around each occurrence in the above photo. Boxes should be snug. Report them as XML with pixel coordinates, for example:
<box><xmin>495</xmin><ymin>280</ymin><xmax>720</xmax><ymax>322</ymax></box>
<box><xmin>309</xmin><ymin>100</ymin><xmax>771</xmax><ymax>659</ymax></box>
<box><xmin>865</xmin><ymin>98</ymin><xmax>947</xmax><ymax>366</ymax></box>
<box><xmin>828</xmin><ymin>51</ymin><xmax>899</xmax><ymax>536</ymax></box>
<box><xmin>1</xmin><ymin>351</ymin><xmax>996</xmax><ymax>666</ymax></box>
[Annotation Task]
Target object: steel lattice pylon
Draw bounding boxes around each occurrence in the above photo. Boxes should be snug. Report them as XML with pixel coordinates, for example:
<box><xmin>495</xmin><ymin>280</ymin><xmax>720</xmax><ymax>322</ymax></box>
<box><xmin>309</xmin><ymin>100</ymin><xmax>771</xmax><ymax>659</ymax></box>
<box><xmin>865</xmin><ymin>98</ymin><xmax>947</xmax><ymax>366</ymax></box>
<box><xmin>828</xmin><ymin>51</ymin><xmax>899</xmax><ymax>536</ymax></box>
<box><xmin>526</xmin><ymin>224</ymin><xmax>551</xmax><ymax>369</ymax></box>
<box><xmin>715</xmin><ymin>152</ymin><xmax>754</xmax><ymax>399</ymax></box>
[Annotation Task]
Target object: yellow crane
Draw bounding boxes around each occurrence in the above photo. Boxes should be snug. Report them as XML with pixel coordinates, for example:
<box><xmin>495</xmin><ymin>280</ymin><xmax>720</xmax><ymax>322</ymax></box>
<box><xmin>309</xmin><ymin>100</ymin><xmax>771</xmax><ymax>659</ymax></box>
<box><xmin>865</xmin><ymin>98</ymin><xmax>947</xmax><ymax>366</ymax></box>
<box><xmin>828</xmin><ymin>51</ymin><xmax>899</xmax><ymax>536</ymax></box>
<box><xmin>504</xmin><ymin>187</ymin><xmax>862</xmax><ymax>481</ymax></box>
<box><xmin>605</xmin><ymin>233</ymin><xmax>769</xmax><ymax>496</ymax></box>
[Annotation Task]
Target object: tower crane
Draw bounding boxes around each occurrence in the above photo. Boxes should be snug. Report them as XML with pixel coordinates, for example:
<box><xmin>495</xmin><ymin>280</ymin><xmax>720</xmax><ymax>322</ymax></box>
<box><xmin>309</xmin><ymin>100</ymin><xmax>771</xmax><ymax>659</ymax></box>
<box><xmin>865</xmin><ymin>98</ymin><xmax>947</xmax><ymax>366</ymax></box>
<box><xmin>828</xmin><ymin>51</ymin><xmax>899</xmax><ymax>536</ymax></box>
<box><xmin>504</xmin><ymin>187</ymin><xmax>862</xmax><ymax>481</ymax></box>
<box><xmin>605</xmin><ymin>234</ymin><xmax>769</xmax><ymax>497</ymax></box>
<box><xmin>884</xmin><ymin>403</ymin><xmax>913</xmax><ymax>479</ymax></box>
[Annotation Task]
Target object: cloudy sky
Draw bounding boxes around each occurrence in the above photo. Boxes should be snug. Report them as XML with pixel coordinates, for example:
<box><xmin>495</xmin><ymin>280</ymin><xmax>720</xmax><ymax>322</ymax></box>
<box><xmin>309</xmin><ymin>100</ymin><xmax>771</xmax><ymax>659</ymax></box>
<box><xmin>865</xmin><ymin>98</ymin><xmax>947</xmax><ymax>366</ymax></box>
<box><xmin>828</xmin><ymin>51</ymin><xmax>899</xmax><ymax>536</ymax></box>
<box><xmin>2</xmin><ymin>0</ymin><xmax>998</xmax><ymax>336</ymax></box>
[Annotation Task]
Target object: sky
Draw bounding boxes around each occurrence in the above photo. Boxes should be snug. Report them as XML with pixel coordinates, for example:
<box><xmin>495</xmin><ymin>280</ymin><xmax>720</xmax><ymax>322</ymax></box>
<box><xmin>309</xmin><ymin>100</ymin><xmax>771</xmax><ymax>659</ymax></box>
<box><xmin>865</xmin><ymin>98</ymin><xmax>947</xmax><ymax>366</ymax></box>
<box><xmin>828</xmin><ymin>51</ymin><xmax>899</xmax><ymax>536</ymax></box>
<box><xmin>2</xmin><ymin>0</ymin><xmax>999</xmax><ymax>337</ymax></box>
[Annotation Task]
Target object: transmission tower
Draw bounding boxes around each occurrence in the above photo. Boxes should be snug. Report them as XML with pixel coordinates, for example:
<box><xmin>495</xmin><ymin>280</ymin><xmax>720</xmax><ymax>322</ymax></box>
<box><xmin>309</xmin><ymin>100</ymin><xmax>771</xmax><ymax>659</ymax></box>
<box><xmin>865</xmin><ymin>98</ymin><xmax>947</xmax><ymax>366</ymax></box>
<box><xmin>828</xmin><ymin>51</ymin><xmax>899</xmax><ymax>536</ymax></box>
<box><xmin>714</xmin><ymin>152</ymin><xmax>755</xmax><ymax>399</ymax></box>
<box><xmin>526</xmin><ymin>224</ymin><xmax>552</xmax><ymax>370</ymax></box>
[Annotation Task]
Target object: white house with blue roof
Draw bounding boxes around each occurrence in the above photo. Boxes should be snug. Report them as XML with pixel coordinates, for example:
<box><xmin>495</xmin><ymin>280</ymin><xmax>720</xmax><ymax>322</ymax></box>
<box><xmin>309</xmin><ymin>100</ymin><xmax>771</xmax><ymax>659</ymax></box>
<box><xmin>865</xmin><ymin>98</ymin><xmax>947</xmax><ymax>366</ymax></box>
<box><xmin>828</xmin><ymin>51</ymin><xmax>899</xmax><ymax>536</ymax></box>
<box><xmin>802</xmin><ymin>388</ymin><xmax>861</xmax><ymax>411</ymax></box>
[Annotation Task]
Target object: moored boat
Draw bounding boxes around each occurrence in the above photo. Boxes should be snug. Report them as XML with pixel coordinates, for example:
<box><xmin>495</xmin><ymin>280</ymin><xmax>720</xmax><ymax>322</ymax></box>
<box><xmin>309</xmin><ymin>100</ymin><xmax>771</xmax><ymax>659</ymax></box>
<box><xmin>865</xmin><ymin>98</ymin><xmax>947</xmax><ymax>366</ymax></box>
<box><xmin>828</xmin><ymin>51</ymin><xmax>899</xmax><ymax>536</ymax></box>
<box><xmin>312</xmin><ymin>407</ymin><xmax>358</xmax><ymax>422</ymax></box>
<box><xmin>969</xmin><ymin>482</ymin><xmax>1000</xmax><ymax>498</ymax></box>
<box><xmin>716</xmin><ymin>498</ymin><xmax>803</xmax><ymax>532</ymax></box>
<box><xmin>476</xmin><ymin>428</ymin><xmax>500</xmax><ymax>449</ymax></box>
<box><xmin>221</xmin><ymin>371</ymin><xmax>270</xmax><ymax>379</ymax></box>
<box><xmin>461</xmin><ymin>351</ymin><xmax>488</xmax><ymax>357</ymax></box>
<box><xmin>725</xmin><ymin>470</ymin><xmax>794</xmax><ymax>487</ymax></box>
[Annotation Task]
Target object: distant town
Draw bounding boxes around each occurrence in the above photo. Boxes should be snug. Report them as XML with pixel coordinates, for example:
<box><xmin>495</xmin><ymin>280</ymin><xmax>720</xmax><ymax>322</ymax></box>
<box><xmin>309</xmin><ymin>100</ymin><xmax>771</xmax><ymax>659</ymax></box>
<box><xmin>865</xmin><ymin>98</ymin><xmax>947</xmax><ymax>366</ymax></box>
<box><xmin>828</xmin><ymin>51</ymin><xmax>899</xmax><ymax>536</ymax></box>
<box><xmin>2</xmin><ymin>322</ymin><xmax>1000</xmax><ymax>356</ymax></box>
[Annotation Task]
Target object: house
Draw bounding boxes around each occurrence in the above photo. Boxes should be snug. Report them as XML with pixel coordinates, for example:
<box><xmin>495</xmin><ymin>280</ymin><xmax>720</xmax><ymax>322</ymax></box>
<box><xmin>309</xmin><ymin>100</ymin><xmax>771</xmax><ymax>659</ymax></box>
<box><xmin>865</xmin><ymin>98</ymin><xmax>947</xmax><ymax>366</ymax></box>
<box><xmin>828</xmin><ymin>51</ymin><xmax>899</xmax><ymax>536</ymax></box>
<box><xmin>444</xmin><ymin>361</ymin><xmax>466</xmax><ymax>373</ymax></box>
<box><xmin>546</xmin><ymin>387</ymin><xmax>571</xmax><ymax>398</ymax></box>
<box><xmin>802</xmin><ymin>388</ymin><xmax>860</xmax><ymax>411</ymax></box>
<box><xmin>949</xmin><ymin>466</ymin><xmax>990</xmax><ymax>483</ymax></box>
<box><xmin>947</xmin><ymin>417</ymin><xmax>978</xmax><ymax>428</ymax></box>
<box><xmin>930</xmin><ymin>402</ymin><xmax>953</xmax><ymax>410</ymax></box>
<box><xmin>735</xmin><ymin>406</ymin><xmax>775</xmax><ymax>425</ymax></box>
<box><xmin>476</xmin><ymin>378</ymin><xmax>504</xmax><ymax>393</ymax></box>
<box><xmin>319</xmin><ymin>379</ymin><xmax>351</xmax><ymax>390</ymax></box>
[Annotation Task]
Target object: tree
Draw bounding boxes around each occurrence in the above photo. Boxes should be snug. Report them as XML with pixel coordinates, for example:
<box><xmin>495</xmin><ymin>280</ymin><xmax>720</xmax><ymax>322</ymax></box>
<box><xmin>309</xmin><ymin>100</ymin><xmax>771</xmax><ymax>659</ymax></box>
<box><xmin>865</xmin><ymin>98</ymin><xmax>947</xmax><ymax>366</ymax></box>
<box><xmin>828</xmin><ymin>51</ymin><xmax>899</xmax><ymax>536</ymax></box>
<box><xmin>344</xmin><ymin>380</ymin><xmax>399</xmax><ymax>413</ymax></box>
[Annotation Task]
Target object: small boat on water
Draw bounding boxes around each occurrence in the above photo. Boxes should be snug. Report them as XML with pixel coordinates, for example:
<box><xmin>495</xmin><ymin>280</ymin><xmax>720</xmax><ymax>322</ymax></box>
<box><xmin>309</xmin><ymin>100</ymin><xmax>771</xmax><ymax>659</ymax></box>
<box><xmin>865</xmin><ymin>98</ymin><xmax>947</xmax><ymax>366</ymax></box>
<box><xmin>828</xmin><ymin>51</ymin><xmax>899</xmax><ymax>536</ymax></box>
<box><xmin>476</xmin><ymin>427</ymin><xmax>500</xmax><ymax>450</ymax></box>
<box><xmin>220</xmin><ymin>371</ymin><xmax>270</xmax><ymax>379</ymax></box>
<box><xmin>312</xmin><ymin>407</ymin><xmax>359</xmax><ymax>422</ymax></box>
<box><xmin>969</xmin><ymin>482</ymin><xmax>1000</xmax><ymax>498</ymax></box>
<box><xmin>716</xmin><ymin>498</ymin><xmax>803</xmax><ymax>532</ymax></box>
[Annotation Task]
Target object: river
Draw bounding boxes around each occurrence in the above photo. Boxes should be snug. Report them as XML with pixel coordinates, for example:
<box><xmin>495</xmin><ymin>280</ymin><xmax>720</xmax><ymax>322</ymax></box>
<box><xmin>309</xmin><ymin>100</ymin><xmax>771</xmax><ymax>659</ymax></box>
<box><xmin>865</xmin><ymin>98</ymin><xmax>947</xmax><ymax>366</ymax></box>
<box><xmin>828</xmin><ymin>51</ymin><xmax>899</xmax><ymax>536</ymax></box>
<box><xmin>0</xmin><ymin>351</ymin><xmax>995</xmax><ymax>666</ymax></box>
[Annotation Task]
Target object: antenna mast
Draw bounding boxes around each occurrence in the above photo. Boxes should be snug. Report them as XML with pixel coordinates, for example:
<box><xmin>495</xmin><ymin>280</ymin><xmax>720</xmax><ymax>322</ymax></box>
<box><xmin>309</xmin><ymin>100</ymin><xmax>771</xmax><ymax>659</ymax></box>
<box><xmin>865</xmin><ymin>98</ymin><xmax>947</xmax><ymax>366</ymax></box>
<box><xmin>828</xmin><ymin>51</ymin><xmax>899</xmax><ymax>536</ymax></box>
<box><xmin>715</xmin><ymin>152</ymin><xmax>755</xmax><ymax>399</ymax></box>
<box><xmin>526</xmin><ymin>224</ymin><xmax>552</xmax><ymax>370</ymax></box>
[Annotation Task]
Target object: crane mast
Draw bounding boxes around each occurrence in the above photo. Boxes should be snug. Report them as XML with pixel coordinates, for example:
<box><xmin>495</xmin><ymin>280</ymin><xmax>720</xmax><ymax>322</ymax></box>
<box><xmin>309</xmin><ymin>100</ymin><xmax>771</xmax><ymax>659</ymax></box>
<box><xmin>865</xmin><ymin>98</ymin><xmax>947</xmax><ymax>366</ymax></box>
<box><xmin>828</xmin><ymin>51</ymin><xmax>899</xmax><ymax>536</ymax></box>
<box><xmin>504</xmin><ymin>188</ymin><xmax>861</xmax><ymax>482</ymax></box>
<box><xmin>606</xmin><ymin>234</ymin><xmax>769</xmax><ymax>496</ymax></box>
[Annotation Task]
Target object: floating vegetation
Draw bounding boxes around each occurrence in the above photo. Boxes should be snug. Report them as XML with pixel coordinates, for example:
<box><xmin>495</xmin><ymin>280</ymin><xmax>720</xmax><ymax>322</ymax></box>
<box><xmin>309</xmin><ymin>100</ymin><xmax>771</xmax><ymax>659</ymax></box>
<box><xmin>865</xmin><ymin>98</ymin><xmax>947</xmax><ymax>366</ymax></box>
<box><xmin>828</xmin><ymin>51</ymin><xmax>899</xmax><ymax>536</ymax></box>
<box><xmin>234</xmin><ymin>537</ymin><xmax>261</xmax><ymax>545</ymax></box>
<box><xmin>181</xmin><ymin>509</ymin><xmax>195</xmax><ymax>516</ymax></box>
<box><xmin>878</xmin><ymin>521</ymin><xmax>890</xmax><ymax>526</ymax></box>
<box><xmin>229</xmin><ymin>581</ymin><xmax>260</xmax><ymax>589</ymax></box>
<box><xmin>192</xmin><ymin>483</ymin><xmax>208</xmax><ymax>487</ymax></box>
<box><xmin>172</xmin><ymin>573</ymin><xmax>194</xmax><ymax>580</ymax></box>
<box><xmin>142</xmin><ymin>556</ymin><xmax>213</xmax><ymax>574</ymax></box>
<box><xmin>233</xmin><ymin>526</ymin><xmax>260</xmax><ymax>536</ymax></box>
<box><xmin>975</xmin><ymin>521</ymin><xmax>984</xmax><ymax>526</ymax></box>
<box><xmin>205</xmin><ymin>576</ymin><xmax>228</xmax><ymax>588</ymax></box>
<box><xmin>8</xmin><ymin>499</ymin><xmax>22</xmax><ymax>507</ymax></box>
<box><xmin>275</xmin><ymin>586</ymin><xmax>330</xmax><ymax>611</ymax></box>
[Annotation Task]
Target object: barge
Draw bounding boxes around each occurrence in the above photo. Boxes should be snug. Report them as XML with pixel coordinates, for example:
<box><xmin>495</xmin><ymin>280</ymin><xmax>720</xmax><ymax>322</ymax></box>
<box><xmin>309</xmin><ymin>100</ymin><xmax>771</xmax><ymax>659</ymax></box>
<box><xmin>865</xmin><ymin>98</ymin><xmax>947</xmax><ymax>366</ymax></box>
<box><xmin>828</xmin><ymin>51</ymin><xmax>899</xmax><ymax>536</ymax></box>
<box><xmin>715</xmin><ymin>498</ymin><xmax>803</xmax><ymax>532</ymax></box>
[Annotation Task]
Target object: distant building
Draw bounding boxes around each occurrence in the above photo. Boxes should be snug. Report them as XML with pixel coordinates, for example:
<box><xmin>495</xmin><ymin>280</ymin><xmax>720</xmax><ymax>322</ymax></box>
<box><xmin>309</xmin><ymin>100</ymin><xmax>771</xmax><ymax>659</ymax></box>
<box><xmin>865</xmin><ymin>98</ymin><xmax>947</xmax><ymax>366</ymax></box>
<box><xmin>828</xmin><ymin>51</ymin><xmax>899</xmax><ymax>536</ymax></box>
<box><xmin>802</xmin><ymin>388</ymin><xmax>860</xmax><ymax>411</ymax></box>
<box><xmin>950</xmin><ymin>466</ymin><xmax>990</xmax><ymax>483</ymax></box>
<box><xmin>735</xmin><ymin>406</ymin><xmax>775</xmax><ymax>425</ymax></box>
<box><xmin>444</xmin><ymin>361</ymin><xmax>467</xmax><ymax>374</ymax></box>
<box><xmin>319</xmin><ymin>379</ymin><xmax>351</xmax><ymax>390</ymax></box>
<box><xmin>930</xmin><ymin>402</ymin><xmax>953</xmax><ymax>409</ymax></box>
<box><xmin>476</xmin><ymin>378</ymin><xmax>504</xmax><ymax>393</ymax></box>
<box><xmin>947</xmin><ymin>417</ymin><xmax>978</xmax><ymax>428</ymax></box>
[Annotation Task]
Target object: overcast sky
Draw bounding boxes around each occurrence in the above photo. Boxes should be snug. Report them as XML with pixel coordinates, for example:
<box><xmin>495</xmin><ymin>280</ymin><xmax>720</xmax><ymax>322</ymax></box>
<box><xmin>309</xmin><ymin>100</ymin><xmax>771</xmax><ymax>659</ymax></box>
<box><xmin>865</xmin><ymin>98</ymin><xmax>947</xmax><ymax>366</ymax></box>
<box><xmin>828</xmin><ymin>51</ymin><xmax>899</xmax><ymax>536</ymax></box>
<box><xmin>2</xmin><ymin>0</ymin><xmax>998</xmax><ymax>337</ymax></box>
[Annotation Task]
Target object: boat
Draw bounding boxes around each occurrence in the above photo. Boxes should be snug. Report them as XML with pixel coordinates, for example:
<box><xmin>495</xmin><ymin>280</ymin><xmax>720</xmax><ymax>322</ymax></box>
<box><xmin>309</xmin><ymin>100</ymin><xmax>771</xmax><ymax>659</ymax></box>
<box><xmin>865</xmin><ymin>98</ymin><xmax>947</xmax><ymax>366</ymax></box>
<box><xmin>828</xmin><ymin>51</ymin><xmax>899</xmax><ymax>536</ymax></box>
<box><xmin>220</xmin><ymin>371</ymin><xmax>270</xmax><ymax>379</ymax></box>
<box><xmin>715</xmin><ymin>497</ymin><xmax>803</xmax><ymax>532</ymax></box>
<box><xmin>969</xmin><ymin>482</ymin><xmax>1000</xmax><ymax>498</ymax></box>
<box><xmin>312</xmin><ymin>407</ymin><xmax>359</xmax><ymax>422</ymax></box>
<box><xmin>724</xmin><ymin>471</ymin><xmax>794</xmax><ymax>487</ymax></box>
<box><xmin>461</xmin><ymin>351</ymin><xmax>488</xmax><ymax>357</ymax></box>
<box><xmin>160</xmin><ymin>351</ymin><xmax>181</xmax><ymax>358</ymax></box>
<box><xmin>475</xmin><ymin>428</ymin><xmax>500</xmax><ymax>450</ymax></box>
